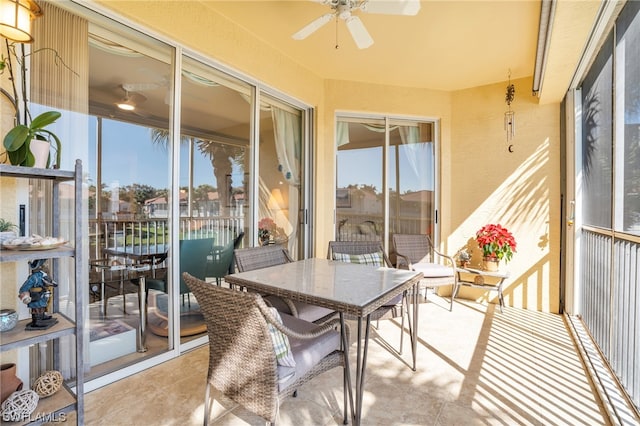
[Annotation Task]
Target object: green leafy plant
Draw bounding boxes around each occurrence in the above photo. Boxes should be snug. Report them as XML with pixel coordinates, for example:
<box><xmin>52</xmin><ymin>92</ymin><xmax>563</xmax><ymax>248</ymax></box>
<box><xmin>476</xmin><ymin>223</ymin><xmax>517</xmax><ymax>263</ymax></box>
<box><xmin>0</xmin><ymin>218</ymin><xmax>18</xmax><ymax>232</ymax></box>
<box><xmin>1</xmin><ymin>41</ymin><xmax>72</xmax><ymax>167</ymax></box>
<box><xmin>3</xmin><ymin>111</ymin><xmax>61</xmax><ymax>167</ymax></box>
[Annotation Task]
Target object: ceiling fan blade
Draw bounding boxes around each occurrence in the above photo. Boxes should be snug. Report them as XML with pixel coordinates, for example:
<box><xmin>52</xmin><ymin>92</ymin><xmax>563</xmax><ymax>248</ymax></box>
<box><xmin>122</xmin><ymin>81</ymin><xmax>165</xmax><ymax>92</ymax></box>
<box><xmin>292</xmin><ymin>13</ymin><xmax>334</xmax><ymax>40</ymax></box>
<box><xmin>345</xmin><ymin>16</ymin><xmax>373</xmax><ymax>49</ymax></box>
<box><xmin>360</xmin><ymin>0</ymin><xmax>420</xmax><ymax>16</ymax></box>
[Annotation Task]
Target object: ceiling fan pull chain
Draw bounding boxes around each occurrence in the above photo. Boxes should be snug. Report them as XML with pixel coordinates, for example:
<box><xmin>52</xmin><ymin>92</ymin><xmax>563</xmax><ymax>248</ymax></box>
<box><xmin>335</xmin><ymin>16</ymin><xmax>339</xmax><ymax>49</ymax></box>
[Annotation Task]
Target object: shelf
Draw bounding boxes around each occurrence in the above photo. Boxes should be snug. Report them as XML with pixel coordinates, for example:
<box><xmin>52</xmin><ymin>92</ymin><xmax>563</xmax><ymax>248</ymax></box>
<box><xmin>0</xmin><ymin>164</ymin><xmax>75</xmax><ymax>182</ymax></box>
<box><xmin>0</xmin><ymin>246</ymin><xmax>74</xmax><ymax>262</ymax></box>
<box><xmin>0</xmin><ymin>160</ymin><xmax>84</xmax><ymax>423</ymax></box>
<box><xmin>0</xmin><ymin>314</ymin><xmax>75</xmax><ymax>352</ymax></box>
<box><xmin>6</xmin><ymin>385</ymin><xmax>76</xmax><ymax>425</ymax></box>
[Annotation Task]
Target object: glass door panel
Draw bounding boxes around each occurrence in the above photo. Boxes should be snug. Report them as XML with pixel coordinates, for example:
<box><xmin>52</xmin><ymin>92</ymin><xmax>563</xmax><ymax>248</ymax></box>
<box><xmin>178</xmin><ymin>55</ymin><xmax>251</xmax><ymax>343</ymax></box>
<box><xmin>388</xmin><ymin>121</ymin><xmax>435</xmax><ymax>237</ymax></box>
<box><xmin>336</xmin><ymin>118</ymin><xmax>385</xmax><ymax>241</ymax></box>
<box><xmin>336</xmin><ymin>116</ymin><xmax>437</xmax><ymax>261</ymax></box>
<box><xmin>86</xmin><ymin>24</ymin><xmax>173</xmax><ymax>379</ymax></box>
<box><xmin>258</xmin><ymin>94</ymin><xmax>304</xmax><ymax>259</ymax></box>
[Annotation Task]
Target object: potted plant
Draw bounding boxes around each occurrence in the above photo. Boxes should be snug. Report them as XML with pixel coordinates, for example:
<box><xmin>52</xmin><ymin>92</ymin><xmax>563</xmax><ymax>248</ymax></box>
<box><xmin>1</xmin><ymin>42</ymin><xmax>70</xmax><ymax>168</ymax></box>
<box><xmin>258</xmin><ymin>217</ymin><xmax>276</xmax><ymax>245</ymax></box>
<box><xmin>0</xmin><ymin>218</ymin><xmax>18</xmax><ymax>244</ymax></box>
<box><xmin>475</xmin><ymin>223</ymin><xmax>517</xmax><ymax>271</ymax></box>
<box><xmin>3</xmin><ymin>111</ymin><xmax>61</xmax><ymax>168</ymax></box>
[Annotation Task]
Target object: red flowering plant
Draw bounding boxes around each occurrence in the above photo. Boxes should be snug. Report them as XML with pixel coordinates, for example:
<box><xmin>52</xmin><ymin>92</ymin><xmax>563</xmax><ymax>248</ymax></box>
<box><xmin>475</xmin><ymin>224</ymin><xmax>517</xmax><ymax>263</ymax></box>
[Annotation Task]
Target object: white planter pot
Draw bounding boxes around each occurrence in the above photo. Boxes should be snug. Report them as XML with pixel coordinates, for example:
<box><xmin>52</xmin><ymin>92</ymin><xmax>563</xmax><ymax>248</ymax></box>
<box><xmin>29</xmin><ymin>139</ymin><xmax>50</xmax><ymax>168</ymax></box>
<box><xmin>0</xmin><ymin>231</ymin><xmax>17</xmax><ymax>245</ymax></box>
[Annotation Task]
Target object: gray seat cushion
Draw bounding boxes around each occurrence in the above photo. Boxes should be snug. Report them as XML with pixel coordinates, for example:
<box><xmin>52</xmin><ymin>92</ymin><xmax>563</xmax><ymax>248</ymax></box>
<box><xmin>264</xmin><ymin>295</ymin><xmax>335</xmax><ymax>323</ymax></box>
<box><xmin>277</xmin><ymin>312</ymin><xmax>341</xmax><ymax>390</ymax></box>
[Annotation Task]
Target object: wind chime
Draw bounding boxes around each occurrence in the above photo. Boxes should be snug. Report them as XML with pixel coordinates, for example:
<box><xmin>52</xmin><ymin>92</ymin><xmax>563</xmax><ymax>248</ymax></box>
<box><xmin>504</xmin><ymin>70</ymin><xmax>515</xmax><ymax>145</ymax></box>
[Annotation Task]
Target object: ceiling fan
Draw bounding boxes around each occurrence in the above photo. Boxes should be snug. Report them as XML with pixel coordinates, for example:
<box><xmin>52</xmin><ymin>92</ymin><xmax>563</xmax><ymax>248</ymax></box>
<box><xmin>292</xmin><ymin>0</ymin><xmax>420</xmax><ymax>49</ymax></box>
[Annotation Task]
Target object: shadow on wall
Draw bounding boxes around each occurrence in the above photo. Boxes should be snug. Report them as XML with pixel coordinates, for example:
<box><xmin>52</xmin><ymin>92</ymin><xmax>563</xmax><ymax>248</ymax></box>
<box><xmin>452</xmin><ymin>138</ymin><xmax>557</xmax><ymax>312</ymax></box>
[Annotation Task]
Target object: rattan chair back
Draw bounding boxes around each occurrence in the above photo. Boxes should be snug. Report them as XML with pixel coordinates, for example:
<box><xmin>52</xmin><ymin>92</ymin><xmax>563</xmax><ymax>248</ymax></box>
<box><xmin>392</xmin><ymin>233</ymin><xmax>457</xmax><ymax>311</ymax></box>
<box><xmin>183</xmin><ymin>272</ymin><xmax>348</xmax><ymax>424</ymax></box>
<box><xmin>234</xmin><ymin>245</ymin><xmax>293</xmax><ymax>272</ymax></box>
<box><xmin>392</xmin><ymin>234</ymin><xmax>435</xmax><ymax>268</ymax></box>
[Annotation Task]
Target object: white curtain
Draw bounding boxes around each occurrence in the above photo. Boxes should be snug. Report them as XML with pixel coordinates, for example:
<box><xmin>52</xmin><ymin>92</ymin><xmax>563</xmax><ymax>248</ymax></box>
<box><xmin>336</xmin><ymin>121</ymin><xmax>350</xmax><ymax>147</ymax></box>
<box><xmin>270</xmin><ymin>107</ymin><xmax>301</xmax><ymax>254</ymax></box>
<box><xmin>398</xmin><ymin>125</ymin><xmax>421</xmax><ymax>179</ymax></box>
<box><xmin>271</xmin><ymin>106</ymin><xmax>300</xmax><ymax>186</ymax></box>
<box><xmin>32</xmin><ymin>2</ymin><xmax>89</xmax><ymax>377</ymax></box>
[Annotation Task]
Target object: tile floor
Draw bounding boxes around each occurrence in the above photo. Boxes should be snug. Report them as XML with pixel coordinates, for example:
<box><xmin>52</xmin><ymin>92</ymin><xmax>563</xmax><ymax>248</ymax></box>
<box><xmin>81</xmin><ymin>295</ymin><xmax>609</xmax><ymax>425</ymax></box>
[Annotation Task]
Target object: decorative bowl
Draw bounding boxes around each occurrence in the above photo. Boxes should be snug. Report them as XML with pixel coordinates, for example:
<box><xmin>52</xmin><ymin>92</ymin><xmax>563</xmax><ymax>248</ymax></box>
<box><xmin>0</xmin><ymin>309</ymin><xmax>18</xmax><ymax>332</ymax></box>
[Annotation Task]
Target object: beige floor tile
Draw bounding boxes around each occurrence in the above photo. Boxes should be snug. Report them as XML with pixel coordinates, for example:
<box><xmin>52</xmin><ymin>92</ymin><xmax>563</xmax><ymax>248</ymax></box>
<box><xmin>82</xmin><ymin>296</ymin><xmax>608</xmax><ymax>425</ymax></box>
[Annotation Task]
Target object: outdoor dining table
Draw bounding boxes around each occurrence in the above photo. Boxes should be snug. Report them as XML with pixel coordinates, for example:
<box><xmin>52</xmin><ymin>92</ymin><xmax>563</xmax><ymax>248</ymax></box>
<box><xmin>224</xmin><ymin>257</ymin><xmax>423</xmax><ymax>426</ymax></box>
<box><xmin>101</xmin><ymin>244</ymin><xmax>168</xmax><ymax>352</ymax></box>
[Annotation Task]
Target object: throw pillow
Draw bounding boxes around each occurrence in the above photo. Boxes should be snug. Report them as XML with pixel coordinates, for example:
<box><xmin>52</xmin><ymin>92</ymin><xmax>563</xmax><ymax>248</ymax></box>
<box><xmin>266</xmin><ymin>307</ymin><xmax>296</xmax><ymax>367</ymax></box>
<box><xmin>333</xmin><ymin>251</ymin><xmax>384</xmax><ymax>267</ymax></box>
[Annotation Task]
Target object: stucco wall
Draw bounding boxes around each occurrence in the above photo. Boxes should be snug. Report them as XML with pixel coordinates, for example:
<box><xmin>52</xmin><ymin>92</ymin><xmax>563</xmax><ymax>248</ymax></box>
<box><xmin>450</xmin><ymin>77</ymin><xmax>561</xmax><ymax>312</ymax></box>
<box><xmin>69</xmin><ymin>2</ymin><xmax>561</xmax><ymax>312</ymax></box>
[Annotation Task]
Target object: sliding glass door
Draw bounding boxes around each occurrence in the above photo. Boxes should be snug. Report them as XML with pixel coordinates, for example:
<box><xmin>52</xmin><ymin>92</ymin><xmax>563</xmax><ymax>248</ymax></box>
<box><xmin>336</xmin><ymin>115</ymin><xmax>437</xmax><ymax>255</ymax></box>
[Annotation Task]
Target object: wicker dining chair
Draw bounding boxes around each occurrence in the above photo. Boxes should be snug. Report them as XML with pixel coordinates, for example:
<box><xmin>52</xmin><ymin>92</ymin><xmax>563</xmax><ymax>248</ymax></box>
<box><xmin>233</xmin><ymin>246</ymin><xmax>337</xmax><ymax>324</ymax></box>
<box><xmin>182</xmin><ymin>272</ymin><xmax>349</xmax><ymax>426</ymax></box>
<box><xmin>327</xmin><ymin>240</ymin><xmax>413</xmax><ymax>367</ymax></box>
<box><xmin>392</xmin><ymin>233</ymin><xmax>458</xmax><ymax>311</ymax></box>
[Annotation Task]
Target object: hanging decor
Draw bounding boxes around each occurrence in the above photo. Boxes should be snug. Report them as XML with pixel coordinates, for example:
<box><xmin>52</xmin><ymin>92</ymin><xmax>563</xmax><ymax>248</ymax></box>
<box><xmin>504</xmin><ymin>70</ymin><xmax>515</xmax><ymax>143</ymax></box>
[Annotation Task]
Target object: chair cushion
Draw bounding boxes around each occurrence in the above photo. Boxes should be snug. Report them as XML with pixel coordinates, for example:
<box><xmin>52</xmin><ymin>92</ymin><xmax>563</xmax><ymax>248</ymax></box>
<box><xmin>264</xmin><ymin>296</ymin><xmax>335</xmax><ymax>323</ymax></box>
<box><xmin>412</xmin><ymin>262</ymin><xmax>454</xmax><ymax>277</ymax></box>
<box><xmin>383</xmin><ymin>293</ymin><xmax>403</xmax><ymax>307</ymax></box>
<box><xmin>266</xmin><ymin>307</ymin><xmax>296</xmax><ymax>368</ymax></box>
<box><xmin>277</xmin><ymin>313</ymin><xmax>342</xmax><ymax>391</ymax></box>
<box><xmin>332</xmin><ymin>251</ymin><xmax>384</xmax><ymax>267</ymax></box>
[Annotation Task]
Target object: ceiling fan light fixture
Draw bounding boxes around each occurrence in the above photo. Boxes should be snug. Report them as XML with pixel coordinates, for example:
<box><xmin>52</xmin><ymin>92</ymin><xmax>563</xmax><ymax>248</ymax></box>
<box><xmin>116</xmin><ymin>91</ymin><xmax>136</xmax><ymax>111</ymax></box>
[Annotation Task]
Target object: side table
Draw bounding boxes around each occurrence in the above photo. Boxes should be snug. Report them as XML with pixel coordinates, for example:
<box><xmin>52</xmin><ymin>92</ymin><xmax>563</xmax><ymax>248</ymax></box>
<box><xmin>454</xmin><ymin>267</ymin><xmax>510</xmax><ymax>313</ymax></box>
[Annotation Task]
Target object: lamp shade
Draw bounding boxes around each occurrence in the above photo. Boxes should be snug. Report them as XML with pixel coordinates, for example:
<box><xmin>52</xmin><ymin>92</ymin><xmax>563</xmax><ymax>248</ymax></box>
<box><xmin>0</xmin><ymin>0</ymin><xmax>41</xmax><ymax>43</ymax></box>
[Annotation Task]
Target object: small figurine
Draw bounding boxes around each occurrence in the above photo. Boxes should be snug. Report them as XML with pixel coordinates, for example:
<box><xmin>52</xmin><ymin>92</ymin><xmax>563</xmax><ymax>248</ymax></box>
<box><xmin>18</xmin><ymin>259</ymin><xmax>58</xmax><ymax>330</ymax></box>
<box><xmin>457</xmin><ymin>249</ymin><xmax>472</xmax><ymax>269</ymax></box>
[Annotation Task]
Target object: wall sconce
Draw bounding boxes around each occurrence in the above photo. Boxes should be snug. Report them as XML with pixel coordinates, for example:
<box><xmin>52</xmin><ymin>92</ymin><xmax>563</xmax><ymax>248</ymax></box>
<box><xmin>504</xmin><ymin>70</ymin><xmax>515</xmax><ymax>142</ymax></box>
<box><xmin>0</xmin><ymin>0</ymin><xmax>42</xmax><ymax>43</ymax></box>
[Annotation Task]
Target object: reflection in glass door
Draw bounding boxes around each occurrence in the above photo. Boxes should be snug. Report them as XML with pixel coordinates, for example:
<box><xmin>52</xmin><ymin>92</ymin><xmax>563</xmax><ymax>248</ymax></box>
<box><xmin>86</xmin><ymin>24</ymin><xmax>174</xmax><ymax>380</ymax></box>
<box><xmin>388</xmin><ymin>121</ymin><xmax>435</xmax><ymax>237</ymax></box>
<box><xmin>336</xmin><ymin>116</ymin><xmax>436</xmax><ymax>255</ymax></box>
<box><xmin>258</xmin><ymin>94</ymin><xmax>305</xmax><ymax>259</ymax></box>
<box><xmin>336</xmin><ymin>118</ymin><xmax>385</xmax><ymax>241</ymax></box>
<box><xmin>177</xmin><ymin>55</ymin><xmax>251</xmax><ymax>344</ymax></box>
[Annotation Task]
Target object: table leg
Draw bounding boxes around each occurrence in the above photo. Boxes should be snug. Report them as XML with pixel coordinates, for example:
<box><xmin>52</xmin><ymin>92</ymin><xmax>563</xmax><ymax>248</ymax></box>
<box><xmin>100</xmin><ymin>269</ymin><xmax>107</xmax><ymax>318</ymax></box>
<box><xmin>352</xmin><ymin>315</ymin><xmax>371</xmax><ymax>426</ymax></box>
<box><xmin>411</xmin><ymin>282</ymin><xmax>419</xmax><ymax>371</ymax></box>
<box><xmin>136</xmin><ymin>276</ymin><xmax>148</xmax><ymax>352</ymax></box>
<box><xmin>339</xmin><ymin>314</ymin><xmax>354</xmax><ymax>425</ymax></box>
